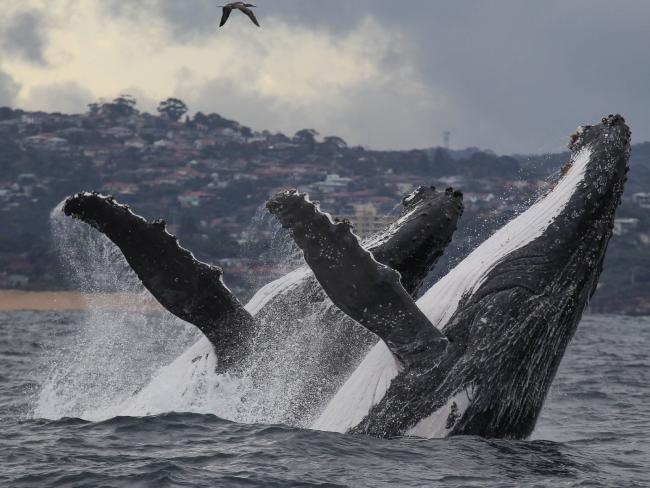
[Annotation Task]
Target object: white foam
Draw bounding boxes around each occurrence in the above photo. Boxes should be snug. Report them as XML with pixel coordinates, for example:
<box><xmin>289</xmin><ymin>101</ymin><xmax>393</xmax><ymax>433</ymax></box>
<box><xmin>105</xmin><ymin>336</ymin><xmax>272</xmax><ymax>424</ymax></box>
<box><xmin>94</xmin><ymin>338</ymin><xmax>220</xmax><ymax>419</ymax></box>
<box><xmin>36</xmin><ymin>215</ymin><xmax>311</xmax><ymax>422</ymax></box>
<box><xmin>245</xmin><ymin>266</ymin><xmax>311</xmax><ymax>315</ymax></box>
<box><xmin>35</xmin><ymin>208</ymin><xmax>199</xmax><ymax>420</ymax></box>
<box><xmin>104</xmin><ymin>266</ymin><xmax>313</xmax><ymax>421</ymax></box>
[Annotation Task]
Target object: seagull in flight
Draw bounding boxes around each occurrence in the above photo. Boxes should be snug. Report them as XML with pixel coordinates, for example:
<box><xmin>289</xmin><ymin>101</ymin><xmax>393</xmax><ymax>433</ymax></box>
<box><xmin>218</xmin><ymin>2</ymin><xmax>260</xmax><ymax>27</ymax></box>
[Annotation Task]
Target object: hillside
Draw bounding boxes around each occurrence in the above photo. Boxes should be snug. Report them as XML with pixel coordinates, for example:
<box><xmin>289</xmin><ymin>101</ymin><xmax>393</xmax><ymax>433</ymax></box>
<box><xmin>1</xmin><ymin>101</ymin><xmax>648</xmax><ymax>313</ymax></box>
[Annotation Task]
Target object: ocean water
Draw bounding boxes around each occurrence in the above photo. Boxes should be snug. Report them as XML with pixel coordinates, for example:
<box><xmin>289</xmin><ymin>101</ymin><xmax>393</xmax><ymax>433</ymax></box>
<box><xmin>0</xmin><ymin>311</ymin><xmax>648</xmax><ymax>487</ymax></box>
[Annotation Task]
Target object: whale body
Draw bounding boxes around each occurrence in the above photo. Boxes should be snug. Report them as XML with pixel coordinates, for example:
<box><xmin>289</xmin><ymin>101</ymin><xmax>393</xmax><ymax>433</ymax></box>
<box><xmin>62</xmin><ymin>115</ymin><xmax>630</xmax><ymax>439</ymax></box>
<box><xmin>273</xmin><ymin>115</ymin><xmax>631</xmax><ymax>438</ymax></box>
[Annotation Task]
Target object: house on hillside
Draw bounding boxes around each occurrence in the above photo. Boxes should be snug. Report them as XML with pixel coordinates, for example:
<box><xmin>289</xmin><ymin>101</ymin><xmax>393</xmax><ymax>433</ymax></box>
<box><xmin>22</xmin><ymin>134</ymin><xmax>69</xmax><ymax>152</ymax></box>
<box><xmin>632</xmin><ymin>193</ymin><xmax>650</xmax><ymax>209</ymax></box>
<box><xmin>613</xmin><ymin>218</ymin><xmax>640</xmax><ymax>236</ymax></box>
<box><xmin>339</xmin><ymin>203</ymin><xmax>393</xmax><ymax>238</ymax></box>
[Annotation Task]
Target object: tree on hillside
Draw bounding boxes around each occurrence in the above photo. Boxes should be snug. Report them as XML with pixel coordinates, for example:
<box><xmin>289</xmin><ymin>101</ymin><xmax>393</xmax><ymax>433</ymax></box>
<box><xmin>0</xmin><ymin>107</ymin><xmax>19</xmax><ymax>121</ymax></box>
<box><xmin>87</xmin><ymin>102</ymin><xmax>100</xmax><ymax>116</ymax></box>
<box><xmin>193</xmin><ymin>111</ymin><xmax>208</xmax><ymax>126</ymax></box>
<box><xmin>294</xmin><ymin>129</ymin><xmax>319</xmax><ymax>152</ymax></box>
<box><xmin>158</xmin><ymin>98</ymin><xmax>188</xmax><ymax>122</ymax></box>
<box><xmin>319</xmin><ymin>136</ymin><xmax>348</xmax><ymax>157</ymax></box>
<box><xmin>240</xmin><ymin>126</ymin><xmax>253</xmax><ymax>142</ymax></box>
<box><xmin>88</xmin><ymin>94</ymin><xmax>138</xmax><ymax>118</ymax></box>
<box><xmin>113</xmin><ymin>94</ymin><xmax>137</xmax><ymax>114</ymax></box>
<box><xmin>323</xmin><ymin>136</ymin><xmax>347</xmax><ymax>149</ymax></box>
<box><xmin>294</xmin><ymin>129</ymin><xmax>319</xmax><ymax>145</ymax></box>
<box><xmin>193</xmin><ymin>111</ymin><xmax>241</xmax><ymax>131</ymax></box>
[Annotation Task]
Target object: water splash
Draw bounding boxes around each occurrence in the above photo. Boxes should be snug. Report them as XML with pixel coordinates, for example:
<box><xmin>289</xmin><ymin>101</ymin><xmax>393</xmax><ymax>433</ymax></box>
<box><xmin>36</xmin><ymin>202</ymin><xmax>336</xmax><ymax>427</ymax></box>
<box><xmin>35</xmin><ymin>203</ymin><xmax>199</xmax><ymax>420</ymax></box>
<box><xmin>239</xmin><ymin>204</ymin><xmax>303</xmax><ymax>293</ymax></box>
<box><xmin>35</xmin><ymin>200</ymin><xmax>377</xmax><ymax>428</ymax></box>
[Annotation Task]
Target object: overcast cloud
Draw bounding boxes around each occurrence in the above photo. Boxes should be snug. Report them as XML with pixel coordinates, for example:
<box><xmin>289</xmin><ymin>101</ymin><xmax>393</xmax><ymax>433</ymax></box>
<box><xmin>0</xmin><ymin>8</ymin><xmax>48</xmax><ymax>65</ymax></box>
<box><xmin>0</xmin><ymin>1</ymin><xmax>648</xmax><ymax>153</ymax></box>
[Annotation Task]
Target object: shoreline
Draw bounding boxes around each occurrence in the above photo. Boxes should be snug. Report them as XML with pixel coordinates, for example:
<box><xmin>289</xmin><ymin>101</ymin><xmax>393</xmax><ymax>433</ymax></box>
<box><xmin>0</xmin><ymin>290</ymin><xmax>647</xmax><ymax>316</ymax></box>
<box><xmin>0</xmin><ymin>290</ymin><xmax>163</xmax><ymax>312</ymax></box>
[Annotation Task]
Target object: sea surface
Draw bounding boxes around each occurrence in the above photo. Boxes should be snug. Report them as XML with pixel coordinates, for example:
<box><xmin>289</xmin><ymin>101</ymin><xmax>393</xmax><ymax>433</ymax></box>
<box><xmin>0</xmin><ymin>311</ymin><xmax>648</xmax><ymax>487</ymax></box>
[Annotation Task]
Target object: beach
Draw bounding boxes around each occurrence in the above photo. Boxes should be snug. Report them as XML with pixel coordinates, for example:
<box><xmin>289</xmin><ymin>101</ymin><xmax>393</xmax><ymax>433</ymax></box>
<box><xmin>0</xmin><ymin>290</ymin><xmax>162</xmax><ymax>312</ymax></box>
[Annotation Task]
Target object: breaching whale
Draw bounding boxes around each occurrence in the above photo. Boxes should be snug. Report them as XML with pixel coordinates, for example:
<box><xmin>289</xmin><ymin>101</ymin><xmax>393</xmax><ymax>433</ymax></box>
<box><xmin>63</xmin><ymin>185</ymin><xmax>463</xmax><ymax>425</ymax></box>
<box><xmin>270</xmin><ymin>114</ymin><xmax>631</xmax><ymax>438</ymax></box>
<box><xmin>62</xmin><ymin>114</ymin><xmax>630</xmax><ymax>439</ymax></box>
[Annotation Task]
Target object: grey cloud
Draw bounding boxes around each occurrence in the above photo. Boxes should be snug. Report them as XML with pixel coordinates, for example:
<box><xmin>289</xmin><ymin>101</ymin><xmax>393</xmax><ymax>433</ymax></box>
<box><xmin>105</xmin><ymin>1</ymin><xmax>381</xmax><ymax>40</ymax></box>
<box><xmin>92</xmin><ymin>1</ymin><xmax>650</xmax><ymax>151</ymax></box>
<box><xmin>0</xmin><ymin>9</ymin><xmax>48</xmax><ymax>65</ymax></box>
<box><xmin>25</xmin><ymin>82</ymin><xmax>94</xmax><ymax>114</ymax></box>
<box><xmin>182</xmin><ymin>72</ymin><xmax>440</xmax><ymax>151</ymax></box>
<box><xmin>103</xmin><ymin>1</ymin><xmax>219</xmax><ymax>42</ymax></box>
<box><xmin>184</xmin><ymin>77</ymin><xmax>307</xmax><ymax>136</ymax></box>
<box><xmin>0</xmin><ymin>69</ymin><xmax>20</xmax><ymax>106</ymax></box>
<box><xmin>393</xmin><ymin>1</ymin><xmax>650</xmax><ymax>152</ymax></box>
<box><xmin>271</xmin><ymin>0</ymin><xmax>650</xmax><ymax>152</ymax></box>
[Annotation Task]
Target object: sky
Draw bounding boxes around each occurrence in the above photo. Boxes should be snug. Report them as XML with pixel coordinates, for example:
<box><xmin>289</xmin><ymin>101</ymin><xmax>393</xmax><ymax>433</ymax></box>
<box><xmin>0</xmin><ymin>0</ymin><xmax>648</xmax><ymax>154</ymax></box>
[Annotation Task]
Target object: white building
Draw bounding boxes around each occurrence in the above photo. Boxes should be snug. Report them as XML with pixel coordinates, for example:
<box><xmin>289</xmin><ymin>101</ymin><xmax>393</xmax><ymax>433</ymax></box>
<box><xmin>613</xmin><ymin>218</ymin><xmax>639</xmax><ymax>236</ymax></box>
<box><xmin>314</xmin><ymin>174</ymin><xmax>353</xmax><ymax>193</ymax></box>
<box><xmin>341</xmin><ymin>203</ymin><xmax>393</xmax><ymax>238</ymax></box>
<box><xmin>632</xmin><ymin>193</ymin><xmax>650</xmax><ymax>209</ymax></box>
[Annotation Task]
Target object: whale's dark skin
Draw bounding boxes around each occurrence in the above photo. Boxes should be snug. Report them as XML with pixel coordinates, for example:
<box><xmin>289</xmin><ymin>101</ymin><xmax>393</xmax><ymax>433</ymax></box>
<box><xmin>269</xmin><ymin>115</ymin><xmax>631</xmax><ymax>439</ymax></box>
<box><xmin>63</xmin><ymin>186</ymin><xmax>463</xmax><ymax>385</ymax></box>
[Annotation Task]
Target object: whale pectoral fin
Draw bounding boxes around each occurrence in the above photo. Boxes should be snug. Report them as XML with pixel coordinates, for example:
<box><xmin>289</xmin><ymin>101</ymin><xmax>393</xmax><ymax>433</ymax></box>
<box><xmin>63</xmin><ymin>192</ymin><xmax>255</xmax><ymax>372</ymax></box>
<box><xmin>267</xmin><ymin>190</ymin><xmax>449</xmax><ymax>366</ymax></box>
<box><xmin>369</xmin><ymin>186</ymin><xmax>463</xmax><ymax>296</ymax></box>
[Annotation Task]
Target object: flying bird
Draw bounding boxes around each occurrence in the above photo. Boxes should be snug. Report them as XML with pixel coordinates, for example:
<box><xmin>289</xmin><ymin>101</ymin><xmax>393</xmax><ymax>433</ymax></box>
<box><xmin>218</xmin><ymin>2</ymin><xmax>260</xmax><ymax>27</ymax></box>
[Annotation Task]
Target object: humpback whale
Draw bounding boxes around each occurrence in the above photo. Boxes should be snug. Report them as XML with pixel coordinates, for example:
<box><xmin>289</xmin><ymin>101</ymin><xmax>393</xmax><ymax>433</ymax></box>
<box><xmin>63</xmin><ymin>185</ymin><xmax>463</xmax><ymax>425</ymax></box>
<box><xmin>61</xmin><ymin>114</ymin><xmax>630</xmax><ymax>439</ymax></box>
<box><xmin>270</xmin><ymin>114</ymin><xmax>631</xmax><ymax>438</ymax></box>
